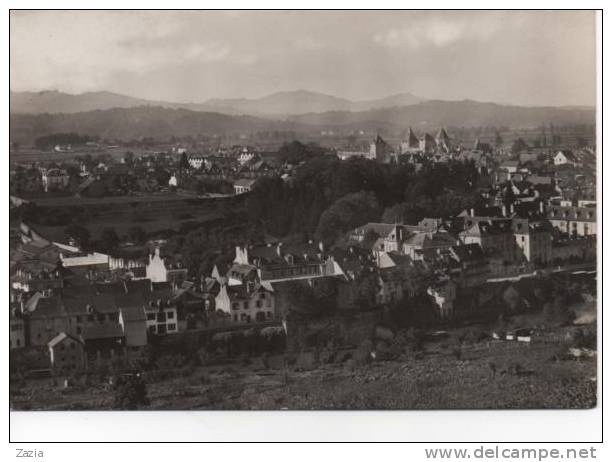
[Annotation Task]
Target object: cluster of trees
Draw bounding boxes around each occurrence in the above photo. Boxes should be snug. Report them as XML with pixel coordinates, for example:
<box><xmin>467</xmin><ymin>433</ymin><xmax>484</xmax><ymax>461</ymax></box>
<box><xmin>245</xmin><ymin>155</ymin><xmax>482</xmax><ymax>244</ymax></box>
<box><xmin>277</xmin><ymin>140</ymin><xmax>331</xmax><ymax>164</ymax></box>
<box><xmin>63</xmin><ymin>224</ymin><xmax>121</xmax><ymax>253</ymax></box>
<box><xmin>178</xmin><ymin>175</ymin><xmax>234</xmax><ymax>195</ymax></box>
<box><xmin>35</xmin><ymin>132</ymin><xmax>98</xmax><ymax>150</ymax></box>
<box><xmin>284</xmin><ymin>278</ymin><xmax>339</xmax><ymax>317</ymax></box>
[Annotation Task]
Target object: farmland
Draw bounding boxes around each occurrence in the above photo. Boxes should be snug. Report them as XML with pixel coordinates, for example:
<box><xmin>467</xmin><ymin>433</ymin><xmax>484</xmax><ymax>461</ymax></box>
<box><xmin>18</xmin><ymin>193</ymin><xmax>246</xmax><ymax>241</ymax></box>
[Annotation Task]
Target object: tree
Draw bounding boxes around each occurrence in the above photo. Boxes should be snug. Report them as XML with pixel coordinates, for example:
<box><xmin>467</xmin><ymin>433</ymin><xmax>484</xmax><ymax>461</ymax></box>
<box><xmin>543</xmin><ymin>294</ymin><xmax>576</xmax><ymax>327</ymax></box>
<box><xmin>315</xmin><ymin>191</ymin><xmax>381</xmax><ymax>245</ymax></box>
<box><xmin>64</xmin><ymin>224</ymin><xmax>91</xmax><ymax>249</ymax></box>
<box><xmin>113</xmin><ymin>374</ymin><xmax>150</xmax><ymax>410</ymax></box>
<box><xmin>354</xmin><ymin>272</ymin><xmax>381</xmax><ymax>310</ymax></box>
<box><xmin>127</xmin><ymin>226</ymin><xmax>146</xmax><ymax>244</ymax></box>
<box><xmin>100</xmin><ymin>227</ymin><xmax>120</xmax><ymax>252</ymax></box>
<box><xmin>179</xmin><ymin>152</ymin><xmax>189</xmax><ymax>170</ymax></box>
<box><xmin>511</xmin><ymin>138</ymin><xmax>528</xmax><ymax>154</ymax></box>
<box><xmin>495</xmin><ymin>131</ymin><xmax>503</xmax><ymax>148</ymax></box>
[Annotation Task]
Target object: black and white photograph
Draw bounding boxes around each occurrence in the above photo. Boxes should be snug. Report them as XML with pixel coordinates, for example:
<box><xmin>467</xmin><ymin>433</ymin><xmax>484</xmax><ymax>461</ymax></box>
<box><xmin>6</xmin><ymin>7</ymin><xmax>603</xmax><ymax>444</ymax></box>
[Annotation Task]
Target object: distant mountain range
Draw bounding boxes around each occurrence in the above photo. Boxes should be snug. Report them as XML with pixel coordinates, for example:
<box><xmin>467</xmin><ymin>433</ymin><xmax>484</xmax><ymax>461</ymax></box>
<box><xmin>10</xmin><ymin>89</ymin><xmax>426</xmax><ymax>116</ymax></box>
<box><xmin>9</xmin><ymin>100</ymin><xmax>595</xmax><ymax>146</ymax></box>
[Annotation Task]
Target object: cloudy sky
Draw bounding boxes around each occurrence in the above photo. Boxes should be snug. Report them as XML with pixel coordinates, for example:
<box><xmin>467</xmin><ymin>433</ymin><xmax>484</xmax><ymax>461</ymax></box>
<box><xmin>10</xmin><ymin>10</ymin><xmax>596</xmax><ymax>106</ymax></box>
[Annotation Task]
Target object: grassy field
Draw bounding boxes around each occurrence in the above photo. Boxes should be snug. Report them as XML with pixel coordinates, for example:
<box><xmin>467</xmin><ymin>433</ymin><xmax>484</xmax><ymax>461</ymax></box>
<box><xmin>10</xmin><ymin>324</ymin><xmax>596</xmax><ymax>411</ymax></box>
<box><xmin>20</xmin><ymin>193</ymin><xmax>245</xmax><ymax>240</ymax></box>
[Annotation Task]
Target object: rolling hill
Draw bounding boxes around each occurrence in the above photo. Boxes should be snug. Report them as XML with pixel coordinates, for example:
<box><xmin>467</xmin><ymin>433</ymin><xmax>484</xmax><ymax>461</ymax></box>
<box><xmin>10</xmin><ymin>89</ymin><xmax>426</xmax><ymax>116</ymax></box>
<box><xmin>288</xmin><ymin>100</ymin><xmax>596</xmax><ymax>130</ymax></box>
<box><xmin>9</xmin><ymin>99</ymin><xmax>595</xmax><ymax>146</ymax></box>
<box><xmin>9</xmin><ymin>106</ymin><xmax>299</xmax><ymax>144</ymax></box>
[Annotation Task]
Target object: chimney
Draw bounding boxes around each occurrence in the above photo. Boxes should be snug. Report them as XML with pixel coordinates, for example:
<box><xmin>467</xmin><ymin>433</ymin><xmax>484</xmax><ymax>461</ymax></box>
<box><xmin>502</xmin><ymin>205</ymin><xmax>507</xmax><ymax>217</ymax></box>
<box><xmin>470</xmin><ymin>208</ymin><xmax>475</xmax><ymax>217</ymax></box>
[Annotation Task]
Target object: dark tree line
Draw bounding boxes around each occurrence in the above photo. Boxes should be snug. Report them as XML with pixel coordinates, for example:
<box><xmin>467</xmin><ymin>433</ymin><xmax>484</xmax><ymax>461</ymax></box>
<box><xmin>35</xmin><ymin>132</ymin><xmax>99</xmax><ymax>150</ymax></box>
<box><xmin>245</xmin><ymin>156</ymin><xmax>483</xmax><ymax>241</ymax></box>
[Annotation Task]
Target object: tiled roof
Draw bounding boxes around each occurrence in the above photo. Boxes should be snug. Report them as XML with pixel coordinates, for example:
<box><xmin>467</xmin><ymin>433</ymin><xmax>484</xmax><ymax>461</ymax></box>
<box><xmin>81</xmin><ymin>323</ymin><xmax>124</xmax><ymax>340</ymax></box>
<box><xmin>48</xmin><ymin>331</ymin><xmax>83</xmax><ymax>348</ymax></box>
<box><xmin>451</xmin><ymin>244</ymin><xmax>486</xmax><ymax>262</ymax></box>
<box><xmin>120</xmin><ymin>306</ymin><xmax>147</xmax><ymax>323</ymax></box>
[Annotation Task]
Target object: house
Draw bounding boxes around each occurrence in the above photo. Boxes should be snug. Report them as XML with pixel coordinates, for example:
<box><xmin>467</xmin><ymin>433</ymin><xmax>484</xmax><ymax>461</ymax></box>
<box><xmin>473</xmin><ymin>138</ymin><xmax>493</xmax><ymax>154</ymax></box>
<box><xmin>349</xmin><ymin>223</ymin><xmax>407</xmax><ymax>253</ymax></box>
<box><xmin>118</xmin><ymin>306</ymin><xmax>148</xmax><ymax>349</ymax></box>
<box><xmin>500</xmin><ymin>160</ymin><xmax>520</xmax><ymax>174</ymax></box>
<box><xmin>145</xmin><ymin>248</ymin><xmax>188</xmax><ymax>283</ymax></box>
<box><xmin>144</xmin><ymin>283</ymin><xmax>179</xmax><ymax>335</ymax></box>
<box><xmin>59</xmin><ymin>251</ymin><xmax>110</xmax><ymax>272</ymax></box>
<box><xmin>402</xmin><ymin>230</ymin><xmax>457</xmax><ymax>262</ymax></box>
<box><xmin>41</xmin><ymin>168</ymin><xmax>70</xmax><ymax>192</ymax></box>
<box><xmin>215</xmin><ymin>281</ymin><xmax>275</xmax><ymax>323</ymax></box>
<box><xmin>554</xmin><ymin>150</ymin><xmax>578</xmax><ymax>167</ymax></box>
<box><xmin>11</xmin><ymin>260</ymin><xmax>65</xmax><ymax>293</ymax></box>
<box><xmin>188</xmin><ymin>155</ymin><xmax>205</xmax><ymax>170</ymax></box>
<box><xmin>512</xmin><ymin>218</ymin><xmax>553</xmax><ymax>264</ymax></box>
<box><xmin>459</xmin><ymin>219</ymin><xmax>516</xmax><ymax>263</ymax></box>
<box><xmin>547</xmin><ymin>206</ymin><xmax>597</xmax><ymax>236</ymax></box>
<box><xmin>234</xmin><ymin>178</ymin><xmax>257</xmax><ymax>194</ymax></box>
<box><xmin>23</xmin><ymin>292</ymin><xmax>67</xmax><ymax>346</ymax></box>
<box><xmin>81</xmin><ymin>324</ymin><xmax>125</xmax><ymax>367</ymax></box>
<box><xmin>237</xmin><ymin>149</ymin><xmax>257</xmax><ymax>165</ymax></box>
<box><xmin>230</xmin><ymin>242</ymin><xmax>342</xmax><ymax>284</ymax></box>
<box><xmin>48</xmin><ymin>332</ymin><xmax>85</xmax><ymax>373</ymax></box>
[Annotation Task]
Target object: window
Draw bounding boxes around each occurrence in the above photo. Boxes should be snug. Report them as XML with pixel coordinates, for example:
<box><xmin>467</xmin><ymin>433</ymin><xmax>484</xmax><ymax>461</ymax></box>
<box><xmin>157</xmin><ymin>312</ymin><xmax>166</xmax><ymax>322</ymax></box>
<box><xmin>256</xmin><ymin>300</ymin><xmax>262</xmax><ymax>308</ymax></box>
<box><xmin>16</xmin><ymin>339</ymin><xmax>20</xmax><ymax>347</ymax></box>
<box><xmin>232</xmin><ymin>302</ymin><xmax>239</xmax><ymax>310</ymax></box>
<box><xmin>167</xmin><ymin>311</ymin><xmax>174</xmax><ymax>319</ymax></box>
<box><xmin>167</xmin><ymin>323</ymin><xmax>177</xmax><ymax>331</ymax></box>
<box><xmin>148</xmin><ymin>325</ymin><xmax>156</xmax><ymax>334</ymax></box>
